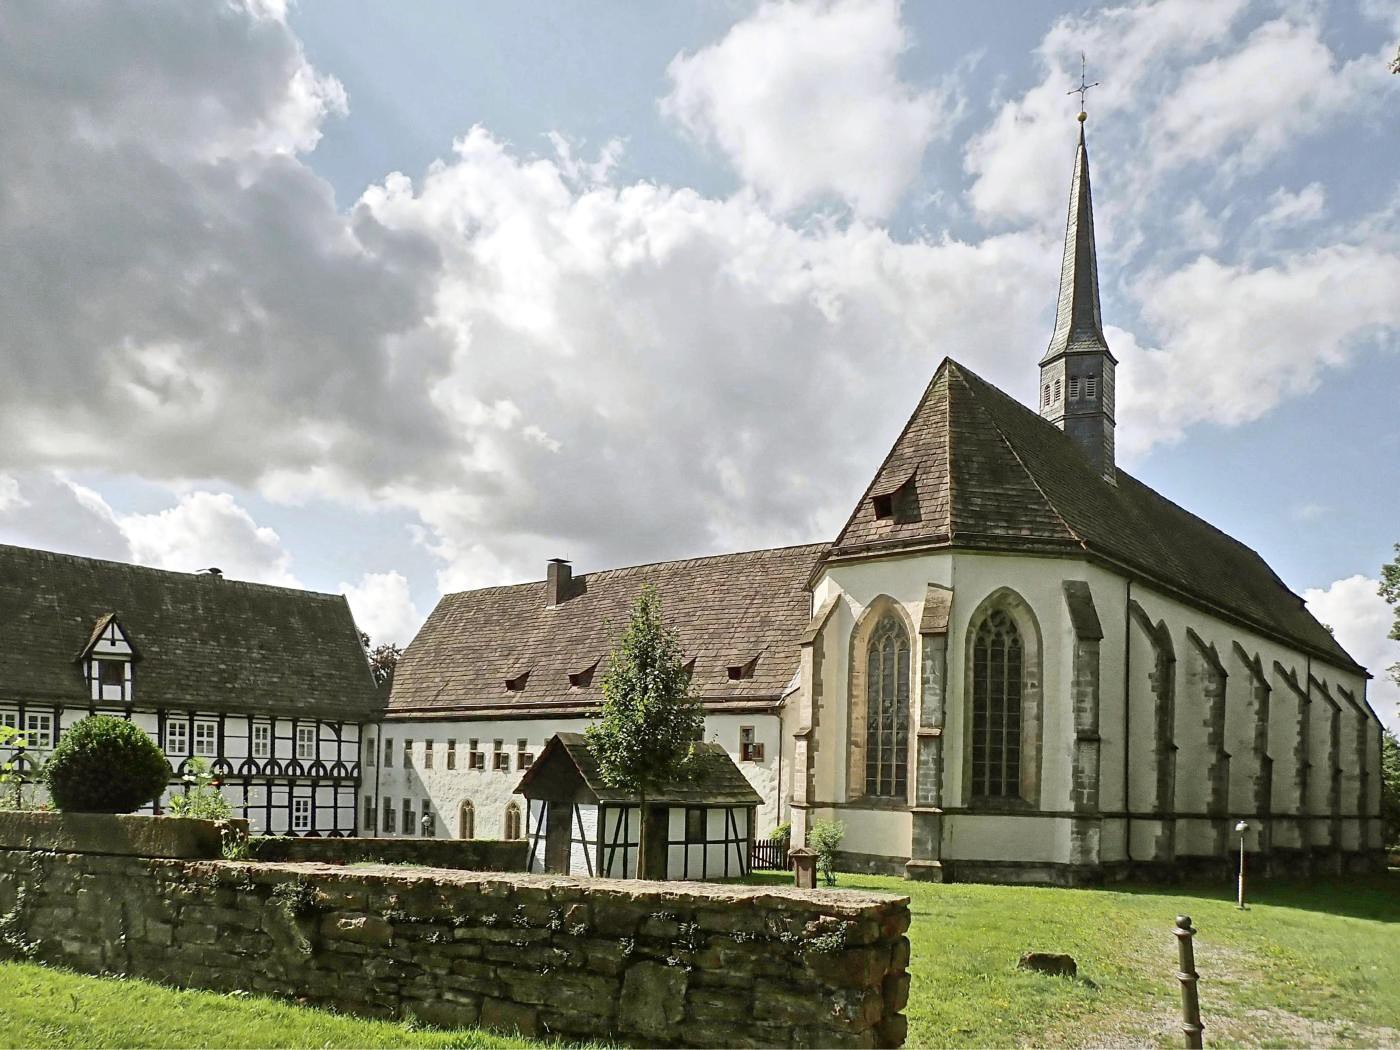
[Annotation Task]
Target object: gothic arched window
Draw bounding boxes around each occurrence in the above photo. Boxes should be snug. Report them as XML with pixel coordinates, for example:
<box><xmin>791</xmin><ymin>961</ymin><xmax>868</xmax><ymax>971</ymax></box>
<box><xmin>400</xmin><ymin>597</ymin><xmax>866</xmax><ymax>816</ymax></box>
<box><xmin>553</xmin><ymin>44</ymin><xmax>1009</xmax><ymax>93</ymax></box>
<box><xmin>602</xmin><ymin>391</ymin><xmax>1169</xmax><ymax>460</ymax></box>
<box><xmin>970</xmin><ymin>609</ymin><xmax>1023</xmax><ymax>798</ymax></box>
<box><xmin>458</xmin><ymin>799</ymin><xmax>474</xmax><ymax>839</ymax></box>
<box><xmin>864</xmin><ymin>615</ymin><xmax>910</xmax><ymax>797</ymax></box>
<box><xmin>503</xmin><ymin>801</ymin><xmax>522</xmax><ymax>841</ymax></box>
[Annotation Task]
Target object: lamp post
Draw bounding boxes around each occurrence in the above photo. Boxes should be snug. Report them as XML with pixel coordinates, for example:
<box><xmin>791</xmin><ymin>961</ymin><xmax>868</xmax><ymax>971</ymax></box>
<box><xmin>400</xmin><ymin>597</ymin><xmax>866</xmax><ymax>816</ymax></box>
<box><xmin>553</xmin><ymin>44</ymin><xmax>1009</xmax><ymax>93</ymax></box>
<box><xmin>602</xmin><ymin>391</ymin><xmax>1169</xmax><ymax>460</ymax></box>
<box><xmin>1234</xmin><ymin>820</ymin><xmax>1249</xmax><ymax>910</ymax></box>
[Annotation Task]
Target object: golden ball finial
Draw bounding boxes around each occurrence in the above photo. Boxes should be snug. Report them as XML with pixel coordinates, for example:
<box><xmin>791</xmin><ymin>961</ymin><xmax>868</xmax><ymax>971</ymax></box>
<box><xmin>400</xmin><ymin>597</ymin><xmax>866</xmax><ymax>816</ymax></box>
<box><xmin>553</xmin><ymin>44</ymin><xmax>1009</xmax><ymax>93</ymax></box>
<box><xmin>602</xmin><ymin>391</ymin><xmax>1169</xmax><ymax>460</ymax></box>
<box><xmin>1077</xmin><ymin>111</ymin><xmax>1087</xmax><ymax>123</ymax></box>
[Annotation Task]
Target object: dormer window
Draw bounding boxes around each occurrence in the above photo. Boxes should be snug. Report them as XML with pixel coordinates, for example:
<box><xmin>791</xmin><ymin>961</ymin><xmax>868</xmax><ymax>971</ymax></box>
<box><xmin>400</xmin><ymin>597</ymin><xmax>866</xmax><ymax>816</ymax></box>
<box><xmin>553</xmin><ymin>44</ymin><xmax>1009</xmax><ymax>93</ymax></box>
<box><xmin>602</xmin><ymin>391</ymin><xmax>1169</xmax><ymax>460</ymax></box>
<box><xmin>505</xmin><ymin>671</ymin><xmax>529</xmax><ymax>693</ymax></box>
<box><xmin>568</xmin><ymin>660</ymin><xmax>598</xmax><ymax>690</ymax></box>
<box><xmin>869</xmin><ymin>471</ymin><xmax>918</xmax><ymax>524</ymax></box>
<box><xmin>82</xmin><ymin>614</ymin><xmax>136</xmax><ymax>703</ymax></box>
<box><xmin>727</xmin><ymin>655</ymin><xmax>758</xmax><ymax>681</ymax></box>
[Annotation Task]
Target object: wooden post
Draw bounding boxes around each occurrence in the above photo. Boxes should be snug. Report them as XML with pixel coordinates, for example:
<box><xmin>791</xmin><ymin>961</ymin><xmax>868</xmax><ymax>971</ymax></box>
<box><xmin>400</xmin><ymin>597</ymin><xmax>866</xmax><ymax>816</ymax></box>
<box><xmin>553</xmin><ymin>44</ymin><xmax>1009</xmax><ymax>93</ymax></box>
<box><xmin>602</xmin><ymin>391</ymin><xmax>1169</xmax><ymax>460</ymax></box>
<box><xmin>1174</xmin><ymin>915</ymin><xmax>1204</xmax><ymax>1049</ymax></box>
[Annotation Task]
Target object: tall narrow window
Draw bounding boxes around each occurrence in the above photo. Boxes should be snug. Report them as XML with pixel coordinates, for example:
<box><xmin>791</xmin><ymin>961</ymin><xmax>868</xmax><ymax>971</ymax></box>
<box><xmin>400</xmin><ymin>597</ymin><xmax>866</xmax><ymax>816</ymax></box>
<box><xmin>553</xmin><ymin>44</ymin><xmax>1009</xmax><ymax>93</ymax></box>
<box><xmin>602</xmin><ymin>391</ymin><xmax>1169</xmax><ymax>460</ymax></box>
<box><xmin>864</xmin><ymin>615</ymin><xmax>910</xmax><ymax>798</ymax></box>
<box><xmin>296</xmin><ymin>725</ymin><xmax>316</xmax><ymax>761</ymax></box>
<box><xmin>458</xmin><ymin>799</ymin><xmax>475</xmax><ymax>839</ymax></box>
<box><xmin>503</xmin><ymin>801</ymin><xmax>522</xmax><ymax>840</ymax></box>
<box><xmin>1068</xmin><ymin>376</ymin><xmax>1080</xmax><ymax>399</ymax></box>
<box><xmin>383</xmin><ymin>797</ymin><xmax>395</xmax><ymax>834</ymax></box>
<box><xmin>193</xmin><ymin>719</ymin><xmax>218</xmax><ymax>758</ymax></box>
<box><xmin>364</xmin><ymin>733</ymin><xmax>376</xmax><ymax>767</ymax></box>
<box><xmin>424</xmin><ymin>740</ymin><xmax>434</xmax><ymax>769</ymax></box>
<box><xmin>383</xmin><ymin>736</ymin><xmax>394</xmax><ymax>768</ymax></box>
<box><xmin>252</xmin><ymin>724</ymin><xmax>271</xmax><ymax>759</ymax></box>
<box><xmin>165</xmin><ymin>720</ymin><xmax>188</xmax><ymax>755</ymax></box>
<box><xmin>363</xmin><ymin>795</ymin><xmax>374</xmax><ymax>831</ymax></box>
<box><xmin>1086</xmin><ymin>375</ymin><xmax>1097</xmax><ymax>399</ymax></box>
<box><xmin>292</xmin><ymin>797</ymin><xmax>311</xmax><ymax>832</ymax></box>
<box><xmin>403</xmin><ymin>738</ymin><xmax>413</xmax><ymax>769</ymax></box>
<box><xmin>971</xmin><ymin>609</ymin><xmax>1023</xmax><ymax>799</ymax></box>
<box><xmin>446</xmin><ymin>739</ymin><xmax>457</xmax><ymax>770</ymax></box>
<box><xmin>403</xmin><ymin>798</ymin><xmax>414</xmax><ymax>835</ymax></box>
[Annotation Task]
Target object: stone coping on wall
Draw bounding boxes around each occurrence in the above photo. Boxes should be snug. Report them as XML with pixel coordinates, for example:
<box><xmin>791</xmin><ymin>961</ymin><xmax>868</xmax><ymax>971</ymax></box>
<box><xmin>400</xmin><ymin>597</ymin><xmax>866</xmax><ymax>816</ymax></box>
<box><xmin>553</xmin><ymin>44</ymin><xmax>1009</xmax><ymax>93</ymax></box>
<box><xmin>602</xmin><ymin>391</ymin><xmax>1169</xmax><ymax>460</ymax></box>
<box><xmin>0</xmin><ymin>848</ymin><xmax>912</xmax><ymax>1047</ymax></box>
<box><xmin>244</xmin><ymin>836</ymin><xmax>526</xmax><ymax>872</ymax></box>
<box><xmin>0</xmin><ymin>810</ymin><xmax>244</xmax><ymax>859</ymax></box>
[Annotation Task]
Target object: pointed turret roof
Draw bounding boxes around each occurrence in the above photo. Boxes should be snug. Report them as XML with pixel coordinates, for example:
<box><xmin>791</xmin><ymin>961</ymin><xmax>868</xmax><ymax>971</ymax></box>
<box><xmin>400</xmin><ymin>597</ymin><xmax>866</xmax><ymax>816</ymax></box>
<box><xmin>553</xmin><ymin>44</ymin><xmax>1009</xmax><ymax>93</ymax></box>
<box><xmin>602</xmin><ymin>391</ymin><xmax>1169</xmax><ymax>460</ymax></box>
<box><xmin>1041</xmin><ymin>119</ymin><xmax>1115</xmax><ymax>365</ymax></box>
<box><xmin>827</xmin><ymin>359</ymin><xmax>1359</xmax><ymax>673</ymax></box>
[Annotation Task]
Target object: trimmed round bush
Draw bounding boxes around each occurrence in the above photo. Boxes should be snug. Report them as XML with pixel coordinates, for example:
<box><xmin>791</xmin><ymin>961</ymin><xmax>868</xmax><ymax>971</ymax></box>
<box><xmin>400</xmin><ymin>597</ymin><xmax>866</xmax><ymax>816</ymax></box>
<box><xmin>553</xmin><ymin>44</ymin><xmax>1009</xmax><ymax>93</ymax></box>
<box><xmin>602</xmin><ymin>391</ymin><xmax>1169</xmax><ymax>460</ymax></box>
<box><xmin>43</xmin><ymin>715</ymin><xmax>172</xmax><ymax>813</ymax></box>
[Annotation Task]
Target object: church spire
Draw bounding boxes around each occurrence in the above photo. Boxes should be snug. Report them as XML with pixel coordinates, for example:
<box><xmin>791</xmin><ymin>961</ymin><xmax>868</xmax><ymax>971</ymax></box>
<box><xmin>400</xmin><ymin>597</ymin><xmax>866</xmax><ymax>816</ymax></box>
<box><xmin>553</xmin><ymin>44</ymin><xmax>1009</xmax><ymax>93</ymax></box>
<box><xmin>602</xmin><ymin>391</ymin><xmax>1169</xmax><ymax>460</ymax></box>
<box><xmin>1039</xmin><ymin>106</ymin><xmax>1117</xmax><ymax>483</ymax></box>
<box><xmin>1041</xmin><ymin>116</ymin><xmax>1113</xmax><ymax>366</ymax></box>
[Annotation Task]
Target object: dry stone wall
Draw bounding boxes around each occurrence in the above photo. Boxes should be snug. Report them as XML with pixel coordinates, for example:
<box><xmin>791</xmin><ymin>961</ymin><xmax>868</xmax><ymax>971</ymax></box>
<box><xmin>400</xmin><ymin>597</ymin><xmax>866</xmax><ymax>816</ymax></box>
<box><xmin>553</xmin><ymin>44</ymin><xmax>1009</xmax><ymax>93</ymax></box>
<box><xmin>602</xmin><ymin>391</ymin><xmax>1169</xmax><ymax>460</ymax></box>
<box><xmin>0</xmin><ymin>847</ymin><xmax>910</xmax><ymax>1048</ymax></box>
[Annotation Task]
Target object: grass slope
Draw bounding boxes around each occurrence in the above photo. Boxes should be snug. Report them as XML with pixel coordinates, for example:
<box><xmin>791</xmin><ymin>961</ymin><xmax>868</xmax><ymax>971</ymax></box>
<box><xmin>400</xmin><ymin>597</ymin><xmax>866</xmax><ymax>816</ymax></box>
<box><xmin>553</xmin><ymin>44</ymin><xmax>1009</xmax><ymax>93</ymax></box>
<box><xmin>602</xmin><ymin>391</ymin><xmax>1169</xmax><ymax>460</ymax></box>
<box><xmin>761</xmin><ymin>870</ymin><xmax>1399</xmax><ymax>1048</ymax></box>
<box><xmin>0</xmin><ymin>962</ymin><xmax>544</xmax><ymax>1050</ymax></box>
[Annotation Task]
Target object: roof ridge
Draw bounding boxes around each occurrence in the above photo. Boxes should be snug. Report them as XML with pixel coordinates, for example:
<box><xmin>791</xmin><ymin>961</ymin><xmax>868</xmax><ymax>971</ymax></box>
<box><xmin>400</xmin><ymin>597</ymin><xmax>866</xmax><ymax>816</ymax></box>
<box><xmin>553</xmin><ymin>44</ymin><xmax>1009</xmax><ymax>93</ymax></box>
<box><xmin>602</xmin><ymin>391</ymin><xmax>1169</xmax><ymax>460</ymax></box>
<box><xmin>946</xmin><ymin>362</ymin><xmax>1085</xmax><ymax>549</ymax></box>
<box><xmin>0</xmin><ymin>542</ymin><xmax>344</xmax><ymax>601</ymax></box>
<box><xmin>441</xmin><ymin>540</ymin><xmax>830</xmax><ymax>600</ymax></box>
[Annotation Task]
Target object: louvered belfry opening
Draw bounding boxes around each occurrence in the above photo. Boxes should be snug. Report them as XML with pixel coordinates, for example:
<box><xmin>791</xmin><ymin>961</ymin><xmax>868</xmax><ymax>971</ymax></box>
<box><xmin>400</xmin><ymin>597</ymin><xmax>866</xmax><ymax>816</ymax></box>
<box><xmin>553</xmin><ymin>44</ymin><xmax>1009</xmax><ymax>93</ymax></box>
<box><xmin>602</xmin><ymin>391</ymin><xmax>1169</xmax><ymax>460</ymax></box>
<box><xmin>971</xmin><ymin>609</ymin><xmax>1023</xmax><ymax>799</ymax></box>
<box><xmin>864</xmin><ymin>615</ymin><xmax>910</xmax><ymax>798</ymax></box>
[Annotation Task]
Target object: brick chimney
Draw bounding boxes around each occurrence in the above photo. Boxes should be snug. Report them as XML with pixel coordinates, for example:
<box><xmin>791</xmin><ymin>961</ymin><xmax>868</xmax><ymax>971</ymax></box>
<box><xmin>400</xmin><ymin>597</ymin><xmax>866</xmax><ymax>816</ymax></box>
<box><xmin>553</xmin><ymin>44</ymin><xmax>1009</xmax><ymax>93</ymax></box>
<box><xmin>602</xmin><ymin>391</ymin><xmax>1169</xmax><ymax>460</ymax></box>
<box><xmin>546</xmin><ymin>558</ymin><xmax>572</xmax><ymax>607</ymax></box>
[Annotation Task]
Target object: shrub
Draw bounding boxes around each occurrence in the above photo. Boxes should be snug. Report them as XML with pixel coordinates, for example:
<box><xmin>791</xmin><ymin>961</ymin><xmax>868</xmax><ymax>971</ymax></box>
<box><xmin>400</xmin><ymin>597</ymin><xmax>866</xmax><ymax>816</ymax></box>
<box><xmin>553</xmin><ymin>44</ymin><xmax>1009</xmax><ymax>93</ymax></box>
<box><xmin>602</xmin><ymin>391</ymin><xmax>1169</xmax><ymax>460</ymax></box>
<box><xmin>770</xmin><ymin>819</ymin><xmax>792</xmax><ymax>844</ymax></box>
<box><xmin>808</xmin><ymin>819</ymin><xmax>845</xmax><ymax>887</ymax></box>
<box><xmin>167</xmin><ymin>758</ymin><xmax>233</xmax><ymax>821</ymax></box>
<box><xmin>43</xmin><ymin>715</ymin><xmax>171</xmax><ymax>813</ymax></box>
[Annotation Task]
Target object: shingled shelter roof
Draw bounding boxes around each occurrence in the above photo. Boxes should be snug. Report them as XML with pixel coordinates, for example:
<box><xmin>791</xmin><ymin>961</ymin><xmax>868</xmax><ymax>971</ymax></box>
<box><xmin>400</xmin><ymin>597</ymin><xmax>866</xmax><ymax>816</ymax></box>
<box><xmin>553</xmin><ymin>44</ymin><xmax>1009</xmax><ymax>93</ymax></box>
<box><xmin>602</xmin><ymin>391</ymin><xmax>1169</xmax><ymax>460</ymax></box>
<box><xmin>0</xmin><ymin>544</ymin><xmax>380</xmax><ymax>719</ymax></box>
<box><xmin>515</xmin><ymin>732</ymin><xmax>763</xmax><ymax>807</ymax></box>
<box><xmin>830</xmin><ymin>359</ymin><xmax>1362</xmax><ymax>673</ymax></box>
<box><xmin>388</xmin><ymin>543</ymin><xmax>828</xmax><ymax>718</ymax></box>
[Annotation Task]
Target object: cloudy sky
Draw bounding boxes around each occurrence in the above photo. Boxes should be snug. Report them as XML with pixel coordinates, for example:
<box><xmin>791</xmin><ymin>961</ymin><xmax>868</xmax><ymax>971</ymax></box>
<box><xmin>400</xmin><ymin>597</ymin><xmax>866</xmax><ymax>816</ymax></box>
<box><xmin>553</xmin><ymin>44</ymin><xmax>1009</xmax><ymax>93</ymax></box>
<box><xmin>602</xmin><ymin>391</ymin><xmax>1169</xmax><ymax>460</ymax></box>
<box><xmin>1</xmin><ymin>0</ymin><xmax>1397</xmax><ymax>725</ymax></box>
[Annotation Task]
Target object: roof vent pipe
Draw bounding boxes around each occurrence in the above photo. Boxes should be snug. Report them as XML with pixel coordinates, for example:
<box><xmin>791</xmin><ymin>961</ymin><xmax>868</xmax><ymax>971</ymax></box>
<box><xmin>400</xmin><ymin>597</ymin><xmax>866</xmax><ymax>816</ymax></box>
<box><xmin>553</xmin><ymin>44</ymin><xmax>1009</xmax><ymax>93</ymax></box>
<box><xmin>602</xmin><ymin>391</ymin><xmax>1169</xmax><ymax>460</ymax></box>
<box><xmin>545</xmin><ymin>558</ymin><xmax>572</xmax><ymax>607</ymax></box>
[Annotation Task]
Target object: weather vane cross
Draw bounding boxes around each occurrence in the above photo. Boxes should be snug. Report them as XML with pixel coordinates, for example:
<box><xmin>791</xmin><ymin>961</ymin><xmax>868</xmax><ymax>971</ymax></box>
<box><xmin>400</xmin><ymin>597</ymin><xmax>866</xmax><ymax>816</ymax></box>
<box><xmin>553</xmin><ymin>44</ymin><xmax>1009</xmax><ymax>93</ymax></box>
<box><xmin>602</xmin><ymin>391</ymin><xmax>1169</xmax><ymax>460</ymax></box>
<box><xmin>1067</xmin><ymin>52</ymin><xmax>1100</xmax><ymax>117</ymax></box>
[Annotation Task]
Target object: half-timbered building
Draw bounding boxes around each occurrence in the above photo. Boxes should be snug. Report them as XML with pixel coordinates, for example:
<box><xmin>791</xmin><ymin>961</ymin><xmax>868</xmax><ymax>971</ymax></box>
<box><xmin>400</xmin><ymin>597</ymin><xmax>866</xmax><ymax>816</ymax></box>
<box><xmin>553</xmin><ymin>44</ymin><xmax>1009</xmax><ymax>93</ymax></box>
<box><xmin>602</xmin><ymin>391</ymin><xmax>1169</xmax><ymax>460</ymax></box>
<box><xmin>0</xmin><ymin>544</ymin><xmax>381</xmax><ymax>835</ymax></box>
<box><xmin>517</xmin><ymin>733</ymin><xmax>760</xmax><ymax>880</ymax></box>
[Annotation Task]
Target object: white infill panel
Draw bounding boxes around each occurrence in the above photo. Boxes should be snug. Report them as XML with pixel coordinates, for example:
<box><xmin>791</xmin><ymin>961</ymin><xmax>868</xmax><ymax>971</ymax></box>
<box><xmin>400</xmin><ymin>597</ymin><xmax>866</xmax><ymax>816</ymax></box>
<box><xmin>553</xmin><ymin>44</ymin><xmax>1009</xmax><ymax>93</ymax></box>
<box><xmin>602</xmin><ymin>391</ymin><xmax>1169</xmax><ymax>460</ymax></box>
<box><xmin>526</xmin><ymin>799</ymin><xmax>547</xmax><ymax>872</ymax></box>
<box><xmin>570</xmin><ymin>803</ymin><xmax>598</xmax><ymax>876</ymax></box>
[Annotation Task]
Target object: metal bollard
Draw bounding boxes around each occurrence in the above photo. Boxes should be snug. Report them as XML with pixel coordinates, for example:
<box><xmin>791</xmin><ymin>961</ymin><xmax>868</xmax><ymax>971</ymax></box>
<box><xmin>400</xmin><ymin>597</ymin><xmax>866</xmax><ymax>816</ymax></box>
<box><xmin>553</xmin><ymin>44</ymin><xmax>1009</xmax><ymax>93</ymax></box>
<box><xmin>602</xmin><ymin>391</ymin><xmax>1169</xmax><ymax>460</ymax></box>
<box><xmin>1174</xmin><ymin>915</ymin><xmax>1204</xmax><ymax>1049</ymax></box>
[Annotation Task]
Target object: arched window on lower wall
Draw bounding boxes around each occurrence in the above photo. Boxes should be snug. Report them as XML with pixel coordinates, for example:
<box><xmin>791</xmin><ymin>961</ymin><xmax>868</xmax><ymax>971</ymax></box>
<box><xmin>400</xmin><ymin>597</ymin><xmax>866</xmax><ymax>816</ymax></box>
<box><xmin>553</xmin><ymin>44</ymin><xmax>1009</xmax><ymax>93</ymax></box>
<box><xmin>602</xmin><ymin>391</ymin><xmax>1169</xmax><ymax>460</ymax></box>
<box><xmin>865</xmin><ymin>615</ymin><xmax>911</xmax><ymax>798</ymax></box>
<box><xmin>458</xmin><ymin>799</ymin><xmax>474</xmax><ymax>839</ymax></box>
<box><xmin>503</xmin><ymin>800</ymin><xmax>522</xmax><ymax>840</ymax></box>
<box><xmin>964</xmin><ymin>589</ymin><xmax>1043</xmax><ymax>806</ymax></box>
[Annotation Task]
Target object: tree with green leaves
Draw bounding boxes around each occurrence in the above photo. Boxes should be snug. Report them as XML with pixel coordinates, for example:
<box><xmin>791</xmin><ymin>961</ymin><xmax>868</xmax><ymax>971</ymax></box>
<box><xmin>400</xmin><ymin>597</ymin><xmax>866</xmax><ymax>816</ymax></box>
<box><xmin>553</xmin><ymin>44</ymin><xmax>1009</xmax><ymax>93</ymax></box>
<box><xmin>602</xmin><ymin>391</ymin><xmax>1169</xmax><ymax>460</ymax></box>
<box><xmin>1380</xmin><ymin>544</ymin><xmax>1400</xmax><ymax>690</ymax></box>
<box><xmin>585</xmin><ymin>585</ymin><xmax>703</xmax><ymax>879</ymax></box>
<box><xmin>1382</xmin><ymin>728</ymin><xmax>1400</xmax><ymax>850</ymax></box>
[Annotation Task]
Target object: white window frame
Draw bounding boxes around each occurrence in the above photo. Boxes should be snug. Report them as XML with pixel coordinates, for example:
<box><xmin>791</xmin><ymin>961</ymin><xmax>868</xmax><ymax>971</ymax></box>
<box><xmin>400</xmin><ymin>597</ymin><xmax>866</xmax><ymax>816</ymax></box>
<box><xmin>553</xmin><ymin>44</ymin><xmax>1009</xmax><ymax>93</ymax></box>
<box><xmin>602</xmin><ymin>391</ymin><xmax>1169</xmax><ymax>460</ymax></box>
<box><xmin>296</xmin><ymin>726</ymin><xmax>316</xmax><ymax>761</ymax></box>
<box><xmin>292</xmin><ymin>797</ymin><xmax>311</xmax><ymax>832</ymax></box>
<box><xmin>165</xmin><ymin>720</ymin><xmax>189</xmax><ymax>755</ymax></box>
<box><xmin>193</xmin><ymin>719</ymin><xmax>218</xmax><ymax>758</ymax></box>
<box><xmin>251</xmin><ymin>723</ymin><xmax>271</xmax><ymax>759</ymax></box>
<box><xmin>25</xmin><ymin>712</ymin><xmax>54</xmax><ymax>750</ymax></box>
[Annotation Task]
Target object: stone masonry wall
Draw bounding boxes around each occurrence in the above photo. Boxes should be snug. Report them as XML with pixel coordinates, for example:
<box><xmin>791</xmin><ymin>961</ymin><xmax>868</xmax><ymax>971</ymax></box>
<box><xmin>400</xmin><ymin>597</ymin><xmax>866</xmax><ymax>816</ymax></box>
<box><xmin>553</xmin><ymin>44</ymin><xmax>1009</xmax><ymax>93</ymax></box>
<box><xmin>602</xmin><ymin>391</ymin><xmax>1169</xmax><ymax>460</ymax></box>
<box><xmin>245</xmin><ymin>836</ymin><xmax>525</xmax><ymax>872</ymax></box>
<box><xmin>0</xmin><ymin>849</ymin><xmax>911</xmax><ymax>1048</ymax></box>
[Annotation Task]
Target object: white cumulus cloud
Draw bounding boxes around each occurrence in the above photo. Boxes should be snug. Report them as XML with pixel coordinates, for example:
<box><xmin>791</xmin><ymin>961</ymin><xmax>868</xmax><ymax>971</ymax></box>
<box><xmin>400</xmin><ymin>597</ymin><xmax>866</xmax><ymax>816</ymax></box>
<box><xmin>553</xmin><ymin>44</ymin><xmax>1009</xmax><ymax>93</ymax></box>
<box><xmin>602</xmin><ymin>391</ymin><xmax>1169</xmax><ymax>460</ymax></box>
<box><xmin>662</xmin><ymin>0</ymin><xmax>951</xmax><ymax>218</ymax></box>
<box><xmin>1302</xmin><ymin>575</ymin><xmax>1399</xmax><ymax>732</ymax></box>
<box><xmin>341</xmin><ymin>571</ymin><xmax>424</xmax><ymax>647</ymax></box>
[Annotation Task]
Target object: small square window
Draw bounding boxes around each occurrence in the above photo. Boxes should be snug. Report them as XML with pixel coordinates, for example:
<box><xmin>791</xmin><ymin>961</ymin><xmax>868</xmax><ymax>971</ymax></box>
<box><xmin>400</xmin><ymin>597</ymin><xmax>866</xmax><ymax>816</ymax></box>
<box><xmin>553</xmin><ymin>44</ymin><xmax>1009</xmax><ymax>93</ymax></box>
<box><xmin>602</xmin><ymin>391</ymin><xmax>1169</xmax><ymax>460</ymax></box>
<box><xmin>193</xmin><ymin>720</ymin><xmax>218</xmax><ymax>758</ymax></box>
<box><xmin>25</xmin><ymin>713</ymin><xmax>54</xmax><ymax>750</ymax></box>
<box><xmin>165</xmin><ymin>720</ymin><xmax>188</xmax><ymax>755</ymax></box>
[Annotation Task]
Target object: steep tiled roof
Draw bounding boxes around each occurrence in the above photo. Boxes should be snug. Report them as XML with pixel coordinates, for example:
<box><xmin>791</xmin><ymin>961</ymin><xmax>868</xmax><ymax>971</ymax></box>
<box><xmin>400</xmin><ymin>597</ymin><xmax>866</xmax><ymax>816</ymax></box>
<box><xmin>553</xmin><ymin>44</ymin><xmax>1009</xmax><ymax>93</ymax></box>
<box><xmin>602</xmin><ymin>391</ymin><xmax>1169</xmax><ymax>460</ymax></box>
<box><xmin>516</xmin><ymin>732</ymin><xmax>763</xmax><ymax>806</ymax></box>
<box><xmin>0</xmin><ymin>544</ymin><xmax>380</xmax><ymax>719</ymax></box>
<box><xmin>389</xmin><ymin>543</ymin><xmax>828</xmax><ymax>717</ymax></box>
<box><xmin>828</xmin><ymin>360</ymin><xmax>1361</xmax><ymax>673</ymax></box>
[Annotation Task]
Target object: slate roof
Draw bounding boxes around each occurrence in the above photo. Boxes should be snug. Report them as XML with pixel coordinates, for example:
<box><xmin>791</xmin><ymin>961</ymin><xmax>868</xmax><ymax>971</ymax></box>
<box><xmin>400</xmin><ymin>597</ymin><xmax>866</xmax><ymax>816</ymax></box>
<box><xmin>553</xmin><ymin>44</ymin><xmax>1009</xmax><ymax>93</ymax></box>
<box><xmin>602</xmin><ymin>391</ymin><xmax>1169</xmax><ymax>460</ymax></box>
<box><xmin>0</xmin><ymin>544</ymin><xmax>381</xmax><ymax>719</ymax></box>
<box><xmin>829</xmin><ymin>359</ymin><xmax>1362</xmax><ymax>673</ymax></box>
<box><xmin>516</xmin><ymin>732</ymin><xmax>763</xmax><ymax>806</ymax></box>
<box><xmin>388</xmin><ymin>543</ymin><xmax>827</xmax><ymax>718</ymax></box>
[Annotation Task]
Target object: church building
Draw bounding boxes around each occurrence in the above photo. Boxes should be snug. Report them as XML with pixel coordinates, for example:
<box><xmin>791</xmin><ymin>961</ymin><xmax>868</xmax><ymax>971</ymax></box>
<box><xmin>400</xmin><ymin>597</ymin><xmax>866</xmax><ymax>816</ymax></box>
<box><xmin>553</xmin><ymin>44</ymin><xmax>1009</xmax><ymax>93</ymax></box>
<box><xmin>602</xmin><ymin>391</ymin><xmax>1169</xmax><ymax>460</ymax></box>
<box><xmin>378</xmin><ymin>117</ymin><xmax>1384</xmax><ymax>883</ymax></box>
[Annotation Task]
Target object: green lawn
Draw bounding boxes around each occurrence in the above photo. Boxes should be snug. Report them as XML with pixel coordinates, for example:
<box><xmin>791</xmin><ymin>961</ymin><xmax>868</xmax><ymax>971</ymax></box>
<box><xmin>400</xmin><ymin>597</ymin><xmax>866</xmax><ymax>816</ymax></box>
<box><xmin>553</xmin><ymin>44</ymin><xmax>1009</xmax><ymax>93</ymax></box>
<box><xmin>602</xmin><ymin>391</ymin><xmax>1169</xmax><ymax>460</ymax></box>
<box><xmin>0</xmin><ymin>961</ymin><xmax>546</xmax><ymax>1050</ymax></box>
<box><xmin>750</xmin><ymin>869</ymin><xmax>1400</xmax><ymax>1048</ymax></box>
<box><xmin>1</xmin><ymin>873</ymin><xmax>1395</xmax><ymax>1048</ymax></box>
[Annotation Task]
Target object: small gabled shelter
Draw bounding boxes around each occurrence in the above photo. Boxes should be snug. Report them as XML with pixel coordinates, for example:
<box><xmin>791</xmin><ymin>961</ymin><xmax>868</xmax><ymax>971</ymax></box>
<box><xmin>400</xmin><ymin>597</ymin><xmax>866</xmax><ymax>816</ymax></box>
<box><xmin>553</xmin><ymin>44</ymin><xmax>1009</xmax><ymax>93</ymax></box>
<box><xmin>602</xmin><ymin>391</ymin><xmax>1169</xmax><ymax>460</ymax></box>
<box><xmin>515</xmin><ymin>732</ymin><xmax>762</xmax><ymax>881</ymax></box>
